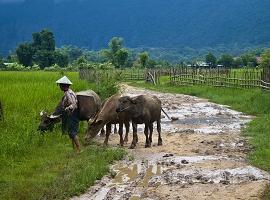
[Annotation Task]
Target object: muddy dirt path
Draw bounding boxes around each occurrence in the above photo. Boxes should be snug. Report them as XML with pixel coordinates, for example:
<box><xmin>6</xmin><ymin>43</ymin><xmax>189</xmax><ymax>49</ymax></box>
<box><xmin>72</xmin><ymin>85</ymin><xmax>270</xmax><ymax>200</ymax></box>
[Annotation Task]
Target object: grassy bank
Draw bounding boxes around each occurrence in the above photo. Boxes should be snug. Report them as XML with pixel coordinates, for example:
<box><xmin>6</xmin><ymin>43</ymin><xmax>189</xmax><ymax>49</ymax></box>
<box><xmin>129</xmin><ymin>80</ymin><xmax>270</xmax><ymax>199</ymax></box>
<box><xmin>0</xmin><ymin>71</ymin><xmax>125</xmax><ymax>200</ymax></box>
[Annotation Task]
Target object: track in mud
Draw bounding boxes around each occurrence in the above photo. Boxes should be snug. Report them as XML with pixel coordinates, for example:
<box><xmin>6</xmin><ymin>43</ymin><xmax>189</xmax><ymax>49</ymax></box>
<box><xmin>72</xmin><ymin>85</ymin><xmax>270</xmax><ymax>200</ymax></box>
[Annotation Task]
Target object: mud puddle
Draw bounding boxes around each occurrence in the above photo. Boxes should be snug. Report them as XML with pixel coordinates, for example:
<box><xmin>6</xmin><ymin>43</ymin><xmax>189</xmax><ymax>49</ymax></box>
<box><xmin>72</xmin><ymin>85</ymin><xmax>269</xmax><ymax>200</ymax></box>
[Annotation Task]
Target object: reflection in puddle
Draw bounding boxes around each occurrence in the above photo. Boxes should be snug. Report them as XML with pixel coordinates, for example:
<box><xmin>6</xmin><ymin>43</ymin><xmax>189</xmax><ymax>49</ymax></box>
<box><xmin>139</xmin><ymin>165</ymin><xmax>155</xmax><ymax>187</ymax></box>
<box><xmin>130</xmin><ymin>196</ymin><xmax>140</xmax><ymax>200</ymax></box>
<box><xmin>113</xmin><ymin>164</ymin><xmax>140</xmax><ymax>183</ymax></box>
<box><xmin>113</xmin><ymin>163</ymin><xmax>162</xmax><ymax>186</ymax></box>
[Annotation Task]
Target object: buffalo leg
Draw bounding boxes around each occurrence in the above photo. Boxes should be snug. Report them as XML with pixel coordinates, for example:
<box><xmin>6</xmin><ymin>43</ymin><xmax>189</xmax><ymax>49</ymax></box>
<box><xmin>118</xmin><ymin>123</ymin><xmax>124</xmax><ymax>146</ymax></box>
<box><xmin>149</xmin><ymin>123</ymin><xmax>153</xmax><ymax>145</ymax></box>
<box><xmin>104</xmin><ymin>123</ymin><xmax>111</xmax><ymax>145</ymax></box>
<box><xmin>100</xmin><ymin>127</ymin><xmax>105</xmax><ymax>137</ymax></box>
<box><xmin>157</xmin><ymin>119</ymin><xmax>162</xmax><ymax>146</ymax></box>
<box><xmin>144</xmin><ymin>123</ymin><xmax>151</xmax><ymax>148</ymax></box>
<box><xmin>130</xmin><ymin>121</ymin><xmax>138</xmax><ymax>149</ymax></box>
<box><xmin>124</xmin><ymin>122</ymin><xmax>129</xmax><ymax>143</ymax></box>
<box><xmin>114</xmin><ymin>124</ymin><xmax>117</xmax><ymax>134</ymax></box>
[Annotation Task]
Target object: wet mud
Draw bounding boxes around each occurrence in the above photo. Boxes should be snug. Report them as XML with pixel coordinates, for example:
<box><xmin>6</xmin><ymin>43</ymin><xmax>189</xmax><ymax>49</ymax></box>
<box><xmin>72</xmin><ymin>85</ymin><xmax>269</xmax><ymax>200</ymax></box>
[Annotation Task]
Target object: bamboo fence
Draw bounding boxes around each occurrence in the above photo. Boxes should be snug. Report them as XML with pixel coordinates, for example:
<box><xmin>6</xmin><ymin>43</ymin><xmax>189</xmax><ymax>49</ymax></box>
<box><xmin>79</xmin><ymin>68</ymin><xmax>164</xmax><ymax>84</ymax></box>
<box><xmin>170</xmin><ymin>67</ymin><xmax>270</xmax><ymax>90</ymax></box>
<box><xmin>79</xmin><ymin>67</ymin><xmax>270</xmax><ymax>90</ymax></box>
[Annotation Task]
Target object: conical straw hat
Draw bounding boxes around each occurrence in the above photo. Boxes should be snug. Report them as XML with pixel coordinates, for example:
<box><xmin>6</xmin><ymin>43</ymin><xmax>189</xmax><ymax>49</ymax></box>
<box><xmin>55</xmin><ymin>76</ymin><xmax>73</xmax><ymax>85</ymax></box>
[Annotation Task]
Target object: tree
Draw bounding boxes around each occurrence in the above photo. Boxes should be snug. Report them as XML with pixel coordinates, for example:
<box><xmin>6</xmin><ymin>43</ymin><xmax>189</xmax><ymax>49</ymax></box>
<box><xmin>15</xmin><ymin>29</ymin><xmax>67</xmax><ymax>68</ymax></box>
<box><xmin>58</xmin><ymin>45</ymin><xmax>83</xmax><ymax>62</ymax></box>
<box><xmin>31</xmin><ymin>29</ymin><xmax>57</xmax><ymax>68</ymax></box>
<box><xmin>240</xmin><ymin>53</ymin><xmax>257</xmax><ymax>67</ymax></box>
<box><xmin>260</xmin><ymin>49</ymin><xmax>270</xmax><ymax>69</ymax></box>
<box><xmin>115</xmin><ymin>48</ymin><xmax>129</xmax><ymax>68</ymax></box>
<box><xmin>139</xmin><ymin>52</ymin><xmax>149</xmax><ymax>68</ymax></box>
<box><xmin>0</xmin><ymin>56</ymin><xmax>5</xmax><ymax>69</ymax></box>
<box><xmin>100</xmin><ymin>49</ymin><xmax>111</xmax><ymax>62</ymax></box>
<box><xmin>34</xmin><ymin>50</ymin><xmax>55</xmax><ymax>69</ymax></box>
<box><xmin>109</xmin><ymin>37</ymin><xmax>124</xmax><ymax>67</ymax></box>
<box><xmin>147</xmin><ymin>59</ymin><xmax>157</xmax><ymax>68</ymax></box>
<box><xmin>16</xmin><ymin>43</ymin><xmax>34</xmax><ymax>66</ymax></box>
<box><xmin>32</xmin><ymin>29</ymin><xmax>55</xmax><ymax>51</ymax></box>
<box><xmin>75</xmin><ymin>55</ymin><xmax>88</xmax><ymax>67</ymax></box>
<box><xmin>205</xmin><ymin>52</ymin><xmax>216</xmax><ymax>67</ymax></box>
<box><xmin>54</xmin><ymin>51</ymin><xmax>68</xmax><ymax>67</ymax></box>
<box><xmin>109</xmin><ymin>37</ymin><xmax>123</xmax><ymax>55</ymax></box>
<box><xmin>6</xmin><ymin>52</ymin><xmax>18</xmax><ymax>63</ymax></box>
<box><xmin>218</xmin><ymin>54</ymin><xmax>234</xmax><ymax>68</ymax></box>
<box><xmin>103</xmin><ymin>37</ymin><xmax>129</xmax><ymax>68</ymax></box>
<box><xmin>84</xmin><ymin>50</ymin><xmax>100</xmax><ymax>62</ymax></box>
<box><xmin>233</xmin><ymin>57</ymin><xmax>243</xmax><ymax>68</ymax></box>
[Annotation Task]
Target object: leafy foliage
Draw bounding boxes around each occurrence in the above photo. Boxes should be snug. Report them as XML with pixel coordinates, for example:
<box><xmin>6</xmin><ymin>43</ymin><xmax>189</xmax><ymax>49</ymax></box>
<box><xmin>139</xmin><ymin>52</ymin><xmax>149</xmax><ymax>68</ymax></box>
<box><xmin>15</xmin><ymin>29</ymin><xmax>68</xmax><ymax>69</ymax></box>
<box><xmin>218</xmin><ymin>54</ymin><xmax>234</xmax><ymax>68</ymax></box>
<box><xmin>260</xmin><ymin>49</ymin><xmax>270</xmax><ymax>69</ymax></box>
<box><xmin>32</xmin><ymin>30</ymin><xmax>55</xmax><ymax>51</ymax></box>
<box><xmin>205</xmin><ymin>53</ymin><xmax>217</xmax><ymax>67</ymax></box>
<box><xmin>16</xmin><ymin>42</ymin><xmax>35</xmax><ymax>66</ymax></box>
<box><xmin>241</xmin><ymin>53</ymin><xmax>258</xmax><ymax>67</ymax></box>
<box><xmin>102</xmin><ymin>37</ymin><xmax>129</xmax><ymax>68</ymax></box>
<box><xmin>0</xmin><ymin>56</ymin><xmax>6</xmax><ymax>69</ymax></box>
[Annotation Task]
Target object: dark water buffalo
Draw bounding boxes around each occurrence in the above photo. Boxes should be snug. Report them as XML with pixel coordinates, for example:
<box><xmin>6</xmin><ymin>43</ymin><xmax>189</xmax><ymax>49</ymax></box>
<box><xmin>116</xmin><ymin>95</ymin><xmax>163</xmax><ymax>149</ymax></box>
<box><xmin>85</xmin><ymin>94</ymin><xmax>130</xmax><ymax>146</ymax></box>
<box><xmin>38</xmin><ymin>90</ymin><xmax>102</xmax><ymax>132</ymax></box>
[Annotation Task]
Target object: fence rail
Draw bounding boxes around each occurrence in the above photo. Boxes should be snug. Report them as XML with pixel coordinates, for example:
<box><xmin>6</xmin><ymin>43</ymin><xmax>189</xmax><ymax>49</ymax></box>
<box><xmin>170</xmin><ymin>67</ymin><xmax>270</xmax><ymax>90</ymax></box>
<box><xmin>79</xmin><ymin>67</ymin><xmax>270</xmax><ymax>90</ymax></box>
<box><xmin>79</xmin><ymin>68</ymin><xmax>166</xmax><ymax>84</ymax></box>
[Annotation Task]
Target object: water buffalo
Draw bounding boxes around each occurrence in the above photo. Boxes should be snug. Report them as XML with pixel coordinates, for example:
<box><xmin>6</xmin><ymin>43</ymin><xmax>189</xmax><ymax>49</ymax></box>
<box><xmin>116</xmin><ymin>95</ymin><xmax>164</xmax><ymax>149</ymax></box>
<box><xmin>85</xmin><ymin>94</ymin><xmax>130</xmax><ymax>146</ymax></box>
<box><xmin>38</xmin><ymin>90</ymin><xmax>102</xmax><ymax>132</ymax></box>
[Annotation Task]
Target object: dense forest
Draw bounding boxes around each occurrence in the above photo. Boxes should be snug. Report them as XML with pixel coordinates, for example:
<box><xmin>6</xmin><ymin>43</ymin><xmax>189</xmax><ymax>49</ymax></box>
<box><xmin>1</xmin><ymin>0</ymin><xmax>270</xmax><ymax>60</ymax></box>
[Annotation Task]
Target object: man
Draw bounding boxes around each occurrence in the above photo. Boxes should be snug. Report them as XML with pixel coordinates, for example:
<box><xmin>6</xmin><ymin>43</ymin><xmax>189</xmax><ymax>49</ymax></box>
<box><xmin>55</xmin><ymin>76</ymin><xmax>81</xmax><ymax>153</ymax></box>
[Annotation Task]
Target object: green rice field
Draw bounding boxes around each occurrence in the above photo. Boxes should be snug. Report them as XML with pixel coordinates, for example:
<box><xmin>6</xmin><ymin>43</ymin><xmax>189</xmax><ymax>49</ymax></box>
<box><xmin>0</xmin><ymin>71</ymin><xmax>125</xmax><ymax>200</ymax></box>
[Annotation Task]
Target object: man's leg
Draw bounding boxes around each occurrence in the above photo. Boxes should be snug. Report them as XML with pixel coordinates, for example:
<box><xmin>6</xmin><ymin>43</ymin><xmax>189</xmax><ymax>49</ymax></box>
<box><xmin>71</xmin><ymin>139</ymin><xmax>75</xmax><ymax>149</ymax></box>
<box><xmin>73</xmin><ymin>135</ymin><xmax>81</xmax><ymax>153</ymax></box>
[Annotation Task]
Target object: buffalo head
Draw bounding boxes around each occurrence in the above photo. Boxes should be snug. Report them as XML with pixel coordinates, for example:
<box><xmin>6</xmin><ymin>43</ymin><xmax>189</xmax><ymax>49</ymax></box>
<box><xmin>116</xmin><ymin>96</ymin><xmax>144</xmax><ymax>118</ymax></box>
<box><xmin>38</xmin><ymin>111</ymin><xmax>61</xmax><ymax>132</ymax></box>
<box><xmin>84</xmin><ymin>117</ymin><xmax>104</xmax><ymax>141</ymax></box>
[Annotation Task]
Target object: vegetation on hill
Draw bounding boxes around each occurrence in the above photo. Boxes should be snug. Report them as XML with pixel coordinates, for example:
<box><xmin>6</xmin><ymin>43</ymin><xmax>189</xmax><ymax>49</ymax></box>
<box><xmin>1</xmin><ymin>0</ymin><xmax>270</xmax><ymax>61</ymax></box>
<box><xmin>2</xmin><ymin>28</ymin><xmax>270</xmax><ymax>70</ymax></box>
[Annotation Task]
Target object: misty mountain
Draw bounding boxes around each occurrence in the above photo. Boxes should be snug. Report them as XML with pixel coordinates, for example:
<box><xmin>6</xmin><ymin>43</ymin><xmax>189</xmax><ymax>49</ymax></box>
<box><xmin>1</xmin><ymin>0</ymin><xmax>270</xmax><ymax>55</ymax></box>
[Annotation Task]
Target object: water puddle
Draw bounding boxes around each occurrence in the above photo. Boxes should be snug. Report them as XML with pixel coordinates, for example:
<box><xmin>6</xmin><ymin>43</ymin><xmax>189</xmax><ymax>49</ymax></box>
<box><xmin>113</xmin><ymin>163</ymin><xmax>162</xmax><ymax>185</ymax></box>
<box><xmin>113</xmin><ymin>164</ymin><xmax>142</xmax><ymax>183</ymax></box>
<box><xmin>160</xmin><ymin>166</ymin><xmax>270</xmax><ymax>185</ymax></box>
<box><xmin>138</xmin><ymin>165</ymin><xmax>162</xmax><ymax>187</ymax></box>
<box><xmin>129</xmin><ymin>196</ymin><xmax>140</xmax><ymax>200</ymax></box>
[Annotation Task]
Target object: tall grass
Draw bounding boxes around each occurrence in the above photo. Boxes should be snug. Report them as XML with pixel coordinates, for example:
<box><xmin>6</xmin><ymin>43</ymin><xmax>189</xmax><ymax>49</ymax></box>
<box><xmin>0</xmin><ymin>72</ymin><xmax>87</xmax><ymax>163</ymax></box>
<box><xmin>0</xmin><ymin>71</ymin><xmax>125</xmax><ymax>199</ymax></box>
